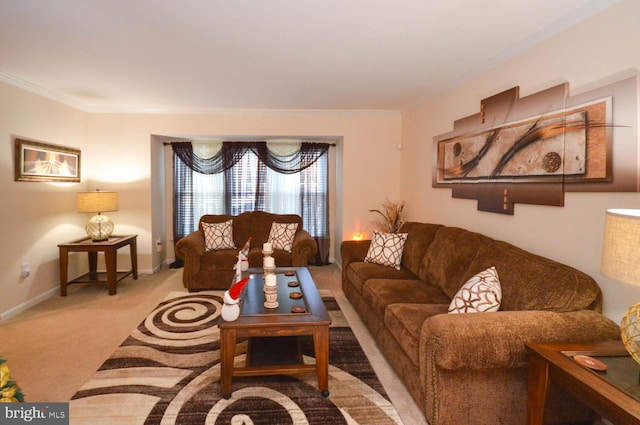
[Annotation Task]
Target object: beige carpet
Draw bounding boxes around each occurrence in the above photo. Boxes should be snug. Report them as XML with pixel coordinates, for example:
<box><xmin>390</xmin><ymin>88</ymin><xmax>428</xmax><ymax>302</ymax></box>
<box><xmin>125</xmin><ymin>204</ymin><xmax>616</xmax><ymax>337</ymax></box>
<box><xmin>0</xmin><ymin>265</ymin><xmax>428</xmax><ymax>425</ymax></box>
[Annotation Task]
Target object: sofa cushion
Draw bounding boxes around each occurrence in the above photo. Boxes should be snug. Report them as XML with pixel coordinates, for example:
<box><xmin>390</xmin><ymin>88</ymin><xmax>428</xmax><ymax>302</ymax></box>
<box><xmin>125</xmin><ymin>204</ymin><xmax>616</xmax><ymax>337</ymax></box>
<box><xmin>345</xmin><ymin>262</ymin><xmax>417</xmax><ymax>296</ymax></box>
<box><xmin>202</xmin><ymin>220</ymin><xmax>236</xmax><ymax>252</ymax></box>
<box><xmin>448</xmin><ymin>266</ymin><xmax>502</xmax><ymax>314</ymax></box>
<box><xmin>385</xmin><ymin>303</ymin><xmax>449</xmax><ymax>367</ymax></box>
<box><xmin>200</xmin><ymin>249</ymin><xmax>239</xmax><ymax>272</ymax></box>
<box><xmin>398</xmin><ymin>222</ymin><xmax>443</xmax><ymax>277</ymax></box>
<box><xmin>420</xmin><ymin>226</ymin><xmax>490</xmax><ymax>298</ymax></box>
<box><xmin>250</xmin><ymin>211</ymin><xmax>303</xmax><ymax>246</ymax></box>
<box><xmin>362</xmin><ymin>278</ymin><xmax>450</xmax><ymax>318</ymax></box>
<box><xmin>247</xmin><ymin>248</ymin><xmax>294</xmax><ymax>268</ymax></box>
<box><xmin>464</xmin><ymin>240</ymin><xmax>602</xmax><ymax>312</ymax></box>
<box><xmin>364</xmin><ymin>230</ymin><xmax>408</xmax><ymax>270</ymax></box>
<box><xmin>268</xmin><ymin>221</ymin><xmax>298</xmax><ymax>252</ymax></box>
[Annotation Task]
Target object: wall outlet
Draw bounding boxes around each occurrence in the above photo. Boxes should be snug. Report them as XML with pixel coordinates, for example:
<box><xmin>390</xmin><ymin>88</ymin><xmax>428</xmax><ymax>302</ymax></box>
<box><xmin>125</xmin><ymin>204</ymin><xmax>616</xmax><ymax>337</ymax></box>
<box><xmin>21</xmin><ymin>262</ymin><xmax>30</xmax><ymax>278</ymax></box>
<box><xmin>156</xmin><ymin>242</ymin><xmax>163</xmax><ymax>252</ymax></box>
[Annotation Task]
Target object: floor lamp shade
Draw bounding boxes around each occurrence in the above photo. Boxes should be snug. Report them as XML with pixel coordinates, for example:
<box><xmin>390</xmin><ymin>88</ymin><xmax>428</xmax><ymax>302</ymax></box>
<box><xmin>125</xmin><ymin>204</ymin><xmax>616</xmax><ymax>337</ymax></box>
<box><xmin>600</xmin><ymin>209</ymin><xmax>640</xmax><ymax>365</ymax></box>
<box><xmin>77</xmin><ymin>191</ymin><xmax>119</xmax><ymax>241</ymax></box>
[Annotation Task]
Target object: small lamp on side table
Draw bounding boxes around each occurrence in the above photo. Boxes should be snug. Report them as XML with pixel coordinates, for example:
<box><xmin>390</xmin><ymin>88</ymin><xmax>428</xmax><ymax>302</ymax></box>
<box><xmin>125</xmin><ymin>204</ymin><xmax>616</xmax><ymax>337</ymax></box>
<box><xmin>600</xmin><ymin>209</ymin><xmax>640</xmax><ymax>365</ymax></box>
<box><xmin>77</xmin><ymin>190</ymin><xmax>119</xmax><ymax>242</ymax></box>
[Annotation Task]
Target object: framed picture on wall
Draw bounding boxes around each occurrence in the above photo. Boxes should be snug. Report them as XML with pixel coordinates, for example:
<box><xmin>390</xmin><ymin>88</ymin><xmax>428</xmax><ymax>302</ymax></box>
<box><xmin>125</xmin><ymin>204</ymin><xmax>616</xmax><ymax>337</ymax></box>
<box><xmin>14</xmin><ymin>138</ymin><xmax>81</xmax><ymax>182</ymax></box>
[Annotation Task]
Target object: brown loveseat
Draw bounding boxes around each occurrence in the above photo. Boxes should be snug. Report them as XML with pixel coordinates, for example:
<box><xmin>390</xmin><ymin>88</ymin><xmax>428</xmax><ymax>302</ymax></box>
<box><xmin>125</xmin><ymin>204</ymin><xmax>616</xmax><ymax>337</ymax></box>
<box><xmin>341</xmin><ymin>222</ymin><xmax>621</xmax><ymax>425</ymax></box>
<box><xmin>176</xmin><ymin>211</ymin><xmax>317</xmax><ymax>291</ymax></box>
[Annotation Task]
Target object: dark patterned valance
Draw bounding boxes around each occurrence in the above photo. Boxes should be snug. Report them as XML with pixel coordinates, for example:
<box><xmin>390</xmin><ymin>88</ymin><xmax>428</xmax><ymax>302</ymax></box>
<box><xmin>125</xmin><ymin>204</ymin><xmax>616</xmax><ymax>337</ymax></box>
<box><xmin>171</xmin><ymin>141</ymin><xmax>330</xmax><ymax>175</ymax></box>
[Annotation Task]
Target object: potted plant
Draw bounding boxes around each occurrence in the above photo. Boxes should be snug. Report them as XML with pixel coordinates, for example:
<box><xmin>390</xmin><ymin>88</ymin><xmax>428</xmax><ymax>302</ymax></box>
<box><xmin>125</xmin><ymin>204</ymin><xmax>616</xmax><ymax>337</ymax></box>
<box><xmin>369</xmin><ymin>200</ymin><xmax>405</xmax><ymax>233</ymax></box>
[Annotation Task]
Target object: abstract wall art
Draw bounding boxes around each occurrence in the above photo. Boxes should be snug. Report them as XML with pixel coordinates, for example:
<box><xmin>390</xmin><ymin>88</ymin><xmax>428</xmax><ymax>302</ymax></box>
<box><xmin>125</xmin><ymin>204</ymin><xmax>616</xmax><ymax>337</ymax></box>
<box><xmin>433</xmin><ymin>76</ymin><xmax>638</xmax><ymax>214</ymax></box>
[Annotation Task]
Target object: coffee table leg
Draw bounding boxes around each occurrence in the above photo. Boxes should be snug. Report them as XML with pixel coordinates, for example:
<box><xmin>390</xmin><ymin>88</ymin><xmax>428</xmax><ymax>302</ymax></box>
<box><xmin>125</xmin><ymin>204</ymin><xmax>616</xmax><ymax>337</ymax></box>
<box><xmin>314</xmin><ymin>326</ymin><xmax>330</xmax><ymax>397</ymax></box>
<box><xmin>527</xmin><ymin>351</ymin><xmax>549</xmax><ymax>425</ymax></box>
<box><xmin>220</xmin><ymin>328</ymin><xmax>236</xmax><ymax>399</ymax></box>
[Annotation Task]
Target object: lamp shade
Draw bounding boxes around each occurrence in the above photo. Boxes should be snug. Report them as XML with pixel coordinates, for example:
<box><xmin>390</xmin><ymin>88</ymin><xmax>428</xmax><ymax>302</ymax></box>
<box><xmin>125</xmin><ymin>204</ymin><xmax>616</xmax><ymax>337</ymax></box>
<box><xmin>601</xmin><ymin>209</ymin><xmax>640</xmax><ymax>287</ymax></box>
<box><xmin>601</xmin><ymin>209</ymin><xmax>640</xmax><ymax>366</ymax></box>
<box><xmin>77</xmin><ymin>191</ymin><xmax>119</xmax><ymax>213</ymax></box>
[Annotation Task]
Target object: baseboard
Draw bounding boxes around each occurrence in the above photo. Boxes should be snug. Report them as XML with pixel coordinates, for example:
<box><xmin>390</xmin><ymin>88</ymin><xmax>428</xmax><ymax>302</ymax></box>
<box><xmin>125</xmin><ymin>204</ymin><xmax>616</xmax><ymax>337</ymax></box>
<box><xmin>0</xmin><ymin>267</ymin><xmax>164</xmax><ymax>323</ymax></box>
<box><xmin>0</xmin><ymin>286</ymin><xmax>58</xmax><ymax>323</ymax></box>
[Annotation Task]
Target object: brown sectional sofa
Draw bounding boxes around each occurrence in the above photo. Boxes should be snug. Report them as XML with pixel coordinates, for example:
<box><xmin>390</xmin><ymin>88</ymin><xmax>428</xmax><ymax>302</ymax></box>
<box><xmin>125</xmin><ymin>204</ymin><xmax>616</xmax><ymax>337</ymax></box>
<box><xmin>175</xmin><ymin>211</ymin><xmax>317</xmax><ymax>290</ymax></box>
<box><xmin>341</xmin><ymin>222</ymin><xmax>621</xmax><ymax>425</ymax></box>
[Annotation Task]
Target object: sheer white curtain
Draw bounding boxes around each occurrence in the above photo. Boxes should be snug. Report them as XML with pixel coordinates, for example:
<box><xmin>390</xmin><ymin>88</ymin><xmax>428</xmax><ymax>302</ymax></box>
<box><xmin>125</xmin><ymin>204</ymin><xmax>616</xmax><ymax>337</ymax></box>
<box><xmin>264</xmin><ymin>141</ymin><xmax>302</xmax><ymax>214</ymax></box>
<box><xmin>192</xmin><ymin>141</ymin><xmax>225</xmax><ymax>217</ymax></box>
<box><xmin>190</xmin><ymin>141</ymin><xmax>307</xmax><ymax>218</ymax></box>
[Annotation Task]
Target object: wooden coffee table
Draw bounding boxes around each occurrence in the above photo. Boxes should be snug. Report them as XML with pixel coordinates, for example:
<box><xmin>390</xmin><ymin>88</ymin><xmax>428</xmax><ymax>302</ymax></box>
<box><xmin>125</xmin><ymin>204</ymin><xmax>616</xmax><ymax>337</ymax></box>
<box><xmin>526</xmin><ymin>340</ymin><xmax>640</xmax><ymax>425</ymax></box>
<box><xmin>218</xmin><ymin>267</ymin><xmax>331</xmax><ymax>399</ymax></box>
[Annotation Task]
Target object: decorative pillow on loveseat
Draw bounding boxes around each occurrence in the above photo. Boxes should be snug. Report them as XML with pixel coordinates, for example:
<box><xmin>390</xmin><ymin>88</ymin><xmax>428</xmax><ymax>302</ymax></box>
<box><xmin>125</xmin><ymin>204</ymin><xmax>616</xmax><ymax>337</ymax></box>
<box><xmin>268</xmin><ymin>222</ymin><xmax>298</xmax><ymax>252</ymax></box>
<box><xmin>448</xmin><ymin>266</ymin><xmax>502</xmax><ymax>313</ymax></box>
<box><xmin>364</xmin><ymin>230</ymin><xmax>408</xmax><ymax>270</ymax></box>
<box><xmin>203</xmin><ymin>220</ymin><xmax>236</xmax><ymax>252</ymax></box>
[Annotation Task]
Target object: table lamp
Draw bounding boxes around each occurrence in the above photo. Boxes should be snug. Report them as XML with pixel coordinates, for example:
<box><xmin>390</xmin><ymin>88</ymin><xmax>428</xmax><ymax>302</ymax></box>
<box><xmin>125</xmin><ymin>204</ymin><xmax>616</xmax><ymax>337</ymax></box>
<box><xmin>77</xmin><ymin>190</ymin><xmax>119</xmax><ymax>241</ymax></box>
<box><xmin>600</xmin><ymin>209</ymin><xmax>640</xmax><ymax>365</ymax></box>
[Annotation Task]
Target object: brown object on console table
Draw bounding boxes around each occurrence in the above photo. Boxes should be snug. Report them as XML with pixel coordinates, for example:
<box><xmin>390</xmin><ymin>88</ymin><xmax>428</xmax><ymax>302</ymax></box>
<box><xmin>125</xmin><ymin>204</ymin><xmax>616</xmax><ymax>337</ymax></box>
<box><xmin>58</xmin><ymin>234</ymin><xmax>138</xmax><ymax>296</ymax></box>
<box><xmin>526</xmin><ymin>340</ymin><xmax>640</xmax><ymax>425</ymax></box>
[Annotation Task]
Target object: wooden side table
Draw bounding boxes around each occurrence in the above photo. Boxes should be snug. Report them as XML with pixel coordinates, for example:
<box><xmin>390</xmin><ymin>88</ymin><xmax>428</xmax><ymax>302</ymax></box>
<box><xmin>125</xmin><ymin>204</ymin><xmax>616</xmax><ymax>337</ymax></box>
<box><xmin>58</xmin><ymin>235</ymin><xmax>138</xmax><ymax>296</ymax></box>
<box><xmin>526</xmin><ymin>340</ymin><xmax>640</xmax><ymax>425</ymax></box>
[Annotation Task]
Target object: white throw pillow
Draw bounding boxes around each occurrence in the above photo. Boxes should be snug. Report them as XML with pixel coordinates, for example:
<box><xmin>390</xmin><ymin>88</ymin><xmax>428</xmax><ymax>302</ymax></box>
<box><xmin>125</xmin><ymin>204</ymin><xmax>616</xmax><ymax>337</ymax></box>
<box><xmin>202</xmin><ymin>220</ymin><xmax>236</xmax><ymax>252</ymax></box>
<box><xmin>268</xmin><ymin>222</ymin><xmax>298</xmax><ymax>252</ymax></box>
<box><xmin>448</xmin><ymin>266</ymin><xmax>502</xmax><ymax>314</ymax></box>
<box><xmin>364</xmin><ymin>230</ymin><xmax>408</xmax><ymax>270</ymax></box>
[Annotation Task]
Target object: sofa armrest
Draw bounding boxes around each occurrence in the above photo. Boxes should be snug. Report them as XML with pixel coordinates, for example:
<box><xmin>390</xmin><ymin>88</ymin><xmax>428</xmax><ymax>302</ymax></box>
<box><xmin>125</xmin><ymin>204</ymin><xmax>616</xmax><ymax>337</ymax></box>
<box><xmin>420</xmin><ymin>310</ymin><xmax>621</xmax><ymax>372</ymax></box>
<box><xmin>340</xmin><ymin>240</ymin><xmax>371</xmax><ymax>280</ymax></box>
<box><xmin>291</xmin><ymin>230</ymin><xmax>318</xmax><ymax>266</ymax></box>
<box><xmin>174</xmin><ymin>231</ymin><xmax>206</xmax><ymax>287</ymax></box>
<box><xmin>340</xmin><ymin>239</ymin><xmax>371</xmax><ymax>282</ymax></box>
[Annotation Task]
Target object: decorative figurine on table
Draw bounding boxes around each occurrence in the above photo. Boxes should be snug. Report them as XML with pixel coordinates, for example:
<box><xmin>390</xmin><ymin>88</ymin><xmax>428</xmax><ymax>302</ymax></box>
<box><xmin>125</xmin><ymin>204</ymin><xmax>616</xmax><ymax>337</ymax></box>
<box><xmin>233</xmin><ymin>237</ymin><xmax>252</xmax><ymax>283</ymax></box>
<box><xmin>221</xmin><ymin>276</ymin><xmax>249</xmax><ymax>322</ymax></box>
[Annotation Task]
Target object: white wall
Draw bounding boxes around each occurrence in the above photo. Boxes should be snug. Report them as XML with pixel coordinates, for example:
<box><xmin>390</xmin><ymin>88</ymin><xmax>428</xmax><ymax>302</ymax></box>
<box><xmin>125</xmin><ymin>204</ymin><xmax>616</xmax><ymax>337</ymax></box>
<box><xmin>400</xmin><ymin>0</ymin><xmax>640</xmax><ymax>324</ymax></box>
<box><xmin>1</xmin><ymin>102</ymin><xmax>401</xmax><ymax>318</ymax></box>
<box><xmin>86</xmin><ymin>111</ymin><xmax>402</xmax><ymax>274</ymax></box>
<box><xmin>0</xmin><ymin>82</ymin><xmax>89</xmax><ymax>318</ymax></box>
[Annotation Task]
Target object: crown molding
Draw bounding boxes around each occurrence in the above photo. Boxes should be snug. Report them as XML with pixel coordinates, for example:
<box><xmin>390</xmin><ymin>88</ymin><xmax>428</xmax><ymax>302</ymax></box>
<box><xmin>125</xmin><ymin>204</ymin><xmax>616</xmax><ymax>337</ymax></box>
<box><xmin>0</xmin><ymin>70</ymin><xmax>400</xmax><ymax>116</ymax></box>
<box><xmin>0</xmin><ymin>70</ymin><xmax>91</xmax><ymax>111</ymax></box>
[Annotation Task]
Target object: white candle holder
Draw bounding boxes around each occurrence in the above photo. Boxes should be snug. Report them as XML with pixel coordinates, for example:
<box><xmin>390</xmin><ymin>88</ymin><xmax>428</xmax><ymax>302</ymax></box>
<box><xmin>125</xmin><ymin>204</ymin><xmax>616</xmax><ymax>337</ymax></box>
<box><xmin>263</xmin><ymin>255</ymin><xmax>275</xmax><ymax>269</ymax></box>
<box><xmin>264</xmin><ymin>279</ymin><xmax>279</xmax><ymax>309</ymax></box>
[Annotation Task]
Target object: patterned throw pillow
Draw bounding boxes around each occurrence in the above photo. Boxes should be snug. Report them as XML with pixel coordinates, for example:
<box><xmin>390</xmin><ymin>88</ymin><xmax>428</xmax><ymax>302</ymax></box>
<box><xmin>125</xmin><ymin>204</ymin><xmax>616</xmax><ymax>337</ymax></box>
<box><xmin>364</xmin><ymin>230</ymin><xmax>408</xmax><ymax>270</ymax></box>
<box><xmin>448</xmin><ymin>266</ymin><xmax>502</xmax><ymax>314</ymax></box>
<box><xmin>268</xmin><ymin>222</ymin><xmax>298</xmax><ymax>252</ymax></box>
<box><xmin>202</xmin><ymin>220</ymin><xmax>236</xmax><ymax>252</ymax></box>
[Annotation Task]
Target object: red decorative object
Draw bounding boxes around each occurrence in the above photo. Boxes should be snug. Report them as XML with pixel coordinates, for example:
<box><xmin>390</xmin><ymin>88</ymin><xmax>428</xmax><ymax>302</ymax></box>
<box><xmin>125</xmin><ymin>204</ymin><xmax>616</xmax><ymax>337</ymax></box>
<box><xmin>229</xmin><ymin>277</ymin><xmax>250</xmax><ymax>300</ymax></box>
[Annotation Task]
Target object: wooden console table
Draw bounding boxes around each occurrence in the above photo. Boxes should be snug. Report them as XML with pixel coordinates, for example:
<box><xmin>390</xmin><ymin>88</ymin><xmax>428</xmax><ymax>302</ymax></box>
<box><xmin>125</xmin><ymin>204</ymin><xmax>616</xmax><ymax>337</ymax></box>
<box><xmin>58</xmin><ymin>235</ymin><xmax>138</xmax><ymax>296</ymax></box>
<box><xmin>526</xmin><ymin>340</ymin><xmax>640</xmax><ymax>425</ymax></box>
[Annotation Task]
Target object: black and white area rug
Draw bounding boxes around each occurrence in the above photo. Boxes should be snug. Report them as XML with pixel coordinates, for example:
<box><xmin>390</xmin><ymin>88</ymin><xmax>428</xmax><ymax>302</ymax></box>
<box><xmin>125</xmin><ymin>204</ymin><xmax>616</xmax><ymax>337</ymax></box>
<box><xmin>70</xmin><ymin>291</ymin><xmax>404</xmax><ymax>424</ymax></box>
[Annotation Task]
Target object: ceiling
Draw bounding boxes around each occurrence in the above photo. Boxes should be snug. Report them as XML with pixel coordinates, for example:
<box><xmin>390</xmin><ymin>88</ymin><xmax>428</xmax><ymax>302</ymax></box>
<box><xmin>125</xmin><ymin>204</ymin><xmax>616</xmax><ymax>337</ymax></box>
<box><xmin>0</xmin><ymin>0</ymin><xmax>620</xmax><ymax>113</ymax></box>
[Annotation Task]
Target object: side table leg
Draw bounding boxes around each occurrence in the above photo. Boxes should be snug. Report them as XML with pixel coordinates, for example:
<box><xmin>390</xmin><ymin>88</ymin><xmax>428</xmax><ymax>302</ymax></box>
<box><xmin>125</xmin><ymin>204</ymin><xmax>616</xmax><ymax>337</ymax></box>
<box><xmin>104</xmin><ymin>247</ymin><xmax>117</xmax><ymax>295</ymax></box>
<box><xmin>130</xmin><ymin>238</ymin><xmax>138</xmax><ymax>279</ymax></box>
<box><xmin>527</xmin><ymin>352</ymin><xmax>550</xmax><ymax>425</ymax></box>
<box><xmin>88</xmin><ymin>252</ymin><xmax>98</xmax><ymax>280</ymax></box>
<box><xmin>59</xmin><ymin>247</ymin><xmax>69</xmax><ymax>296</ymax></box>
<box><xmin>314</xmin><ymin>326</ymin><xmax>330</xmax><ymax>397</ymax></box>
<box><xmin>220</xmin><ymin>328</ymin><xmax>237</xmax><ymax>399</ymax></box>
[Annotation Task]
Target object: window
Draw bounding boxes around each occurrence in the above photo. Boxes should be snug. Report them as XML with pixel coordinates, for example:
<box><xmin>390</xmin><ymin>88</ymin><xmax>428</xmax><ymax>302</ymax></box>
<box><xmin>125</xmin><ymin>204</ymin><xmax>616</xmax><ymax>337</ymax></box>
<box><xmin>172</xmin><ymin>141</ymin><xmax>330</xmax><ymax>265</ymax></box>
